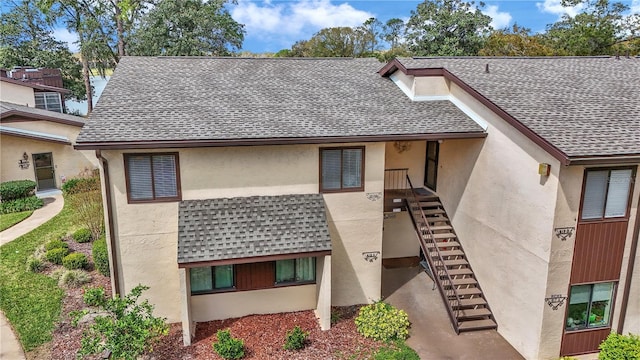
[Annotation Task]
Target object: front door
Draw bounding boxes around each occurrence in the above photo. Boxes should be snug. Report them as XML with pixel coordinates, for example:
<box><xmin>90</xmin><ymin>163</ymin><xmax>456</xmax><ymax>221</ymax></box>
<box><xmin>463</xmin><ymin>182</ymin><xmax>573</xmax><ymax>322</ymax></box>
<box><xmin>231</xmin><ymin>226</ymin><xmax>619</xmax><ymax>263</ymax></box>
<box><xmin>33</xmin><ymin>152</ymin><xmax>56</xmax><ymax>190</ymax></box>
<box><xmin>424</xmin><ymin>141</ymin><xmax>439</xmax><ymax>191</ymax></box>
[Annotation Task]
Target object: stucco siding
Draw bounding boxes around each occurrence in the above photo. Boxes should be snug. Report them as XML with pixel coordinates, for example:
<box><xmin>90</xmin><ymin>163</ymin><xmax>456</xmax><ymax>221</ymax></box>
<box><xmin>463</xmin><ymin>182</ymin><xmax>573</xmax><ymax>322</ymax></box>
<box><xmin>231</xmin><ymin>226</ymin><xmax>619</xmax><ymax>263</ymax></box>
<box><xmin>1</xmin><ymin>81</ymin><xmax>35</xmax><ymax>107</ymax></box>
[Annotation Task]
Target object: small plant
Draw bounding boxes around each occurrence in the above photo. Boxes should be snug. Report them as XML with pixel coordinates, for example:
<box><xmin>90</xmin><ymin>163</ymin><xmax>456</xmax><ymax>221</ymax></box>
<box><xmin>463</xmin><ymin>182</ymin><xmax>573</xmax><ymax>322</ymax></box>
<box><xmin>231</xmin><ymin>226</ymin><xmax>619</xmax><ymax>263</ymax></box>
<box><xmin>58</xmin><ymin>269</ymin><xmax>92</xmax><ymax>287</ymax></box>
<box><xmin>45</xmin><ymin>247</ymin><xmax>70</xmax><ymax>265</ymax></box>
<box><xmin>598</xmin><ymin>332</ymin><xmax>640</xmax><ymax>360</ymax></box>
<box><xmin>92</xmin><ymin>236</ymin><xmax>110</xmax><ymax>276</ymax></box>
<box><xmin>0</xmin><ymin>180</ymin><xmax>36</xmax><ymax>201</ymax></box>
<box><xmin>331</xmin><ymin>309</ymin><xmax>342</xmax><ymax>325</ymax></box>
<box><xmin>63</xmin><ymin>253</ymin><xmax>88</xmax><ymax>270</ymax></box>
<box><xmin>83</xmin><ymin>286</ymin><xmax>107</xmax><ymax>307</ymax></box>
<box><xmin>355</xmin><ymin>301</ymin><xmax>410</xmax><ymax>342</ymax></box>
<box><xmin>374</xmin><ymin>341</ymin><xmax>419</xmax><ymax>360</ymax></box>
<box><xmin>25</xmin><ymin>255</ymin><xmax>44</xmax><ymax>273</ymax></box>
<box><xmin>213</xmin><ymin>329</ymin><xmax>245</xmax><ymax>359</ymax></box>
<box><xmin>283</xmin><ymin>326</ymin><xmax>309</xmax><ymax>350</ymax></box>
<box><xmin>72</xmin><ymin>228</ymin><xmax>93</xmax><ymax>243</ymax></box>
<box><xmin>45</xmin><ymin>239</ymin><xmax>69</xmax><ymax>251</ymax></box>
<box><xmin>0</xmin><ymin>196</ymin><xmax>43</xmax><ymax>214</ymax></box>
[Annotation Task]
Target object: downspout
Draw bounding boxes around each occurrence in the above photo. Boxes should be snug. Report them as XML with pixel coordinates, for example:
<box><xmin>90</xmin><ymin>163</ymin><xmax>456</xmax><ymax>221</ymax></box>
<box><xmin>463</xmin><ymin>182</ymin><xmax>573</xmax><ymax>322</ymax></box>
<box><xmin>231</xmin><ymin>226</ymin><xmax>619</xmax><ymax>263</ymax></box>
<box><xmin>617</xmin><ymin>191</ymin><xmax>640</xmax><ymax>334</ymax></box>
<box><xmin>96</xmin><ymin>150</ymin><xmax>121</xmax><ymax>296</ymax></box>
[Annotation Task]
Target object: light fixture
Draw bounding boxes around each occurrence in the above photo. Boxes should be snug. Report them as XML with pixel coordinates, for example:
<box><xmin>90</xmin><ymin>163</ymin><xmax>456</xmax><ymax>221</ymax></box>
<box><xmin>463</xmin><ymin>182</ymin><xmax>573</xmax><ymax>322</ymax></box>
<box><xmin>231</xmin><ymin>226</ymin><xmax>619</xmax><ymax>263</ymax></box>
<box><xmin>393</xmin><ymin>141</ymin><xmax>411</xmax><ymax>153</ymax></box>
<box><xmin>22</xmin><ymin>152</ymin><xmax>28</xmax><ymax>161</ymax></box>
<box><xmin>538</xmin><ymin>163</ymin><xmax>551</xmax><ymax>176</ymax></box>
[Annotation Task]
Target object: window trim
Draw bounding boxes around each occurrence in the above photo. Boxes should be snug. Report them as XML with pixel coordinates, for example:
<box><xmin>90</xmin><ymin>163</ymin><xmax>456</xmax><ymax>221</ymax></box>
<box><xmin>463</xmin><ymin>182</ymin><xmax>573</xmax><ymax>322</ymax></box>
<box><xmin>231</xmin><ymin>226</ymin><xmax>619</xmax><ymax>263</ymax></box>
<box><xmin>275</xmin><ymin>257</ymin><xmax>316</xmax><ymax>286</ymax></box>
<box><xmin>123</xmin><ymin>152</ymin><xmax>182</xmax><ymax>204</ymax></box>
<box><xmin>565</xmin><ymin>281</ymin><xmax>617</xmax><ymax>332</ymax></box>
<box><xmin>319</xmin><ymin>146</ymin><xmax>365</xmax><ymax>193</ymax></box>
<box><xmin>578</xmin><ymin>166</ymin><xmax>636</xmax><ymax>223</ymax></box>
<box><xmin>34</xmin><ymin>91</ymin><xmax>63</xmax><ymax>113</ymax></box>
<box><xmin>189</xmin><ymin>265</ymin><xmax>236</xmax><ymax>295</ymax></box>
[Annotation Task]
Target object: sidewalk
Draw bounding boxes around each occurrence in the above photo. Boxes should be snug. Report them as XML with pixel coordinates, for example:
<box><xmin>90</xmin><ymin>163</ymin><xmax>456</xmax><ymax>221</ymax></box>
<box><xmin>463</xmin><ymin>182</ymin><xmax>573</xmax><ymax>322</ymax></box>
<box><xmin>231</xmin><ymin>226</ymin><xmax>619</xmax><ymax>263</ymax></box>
<box><xmin>0</xmin><ymin>192</ymin><xmax>64</xmax><ymax>359</ymax></box>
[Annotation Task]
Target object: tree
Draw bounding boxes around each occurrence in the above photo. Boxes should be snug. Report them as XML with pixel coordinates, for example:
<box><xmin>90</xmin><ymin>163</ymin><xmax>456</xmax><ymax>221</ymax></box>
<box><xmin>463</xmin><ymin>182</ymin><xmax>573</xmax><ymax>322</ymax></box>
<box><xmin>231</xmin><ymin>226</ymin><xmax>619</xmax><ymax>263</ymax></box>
<box><xmin>405</xmin><ymin>0</ymin><xmax>492</xmax><ymax>56</ymax></box>
<box><xmin>383</xmin><ymin>18</ymin><xmax>406</xmax><ymax>50</ymax></box>
<box><xmin>0</xmin><ymin>0</ymin><xmax>85</xmax><ymax>101</ymax></box>
<box><xmin>543</xmin><ymin>0</ymin><xmax>635</xmax><ymax>55</ymax></box>
<box><xmin>480</xmin><ymin>24</ymin><xmax>555</xmax><ymax>56</ymax></box>
<box><xmin>127</xmin><ymin>0</ymin><xmax>245</xmax><ymax>56</ymax></box>
<box><xmin>357</xmin><ymin>17</ymin><xmax>384</xmax><ymax>55</ymax></box>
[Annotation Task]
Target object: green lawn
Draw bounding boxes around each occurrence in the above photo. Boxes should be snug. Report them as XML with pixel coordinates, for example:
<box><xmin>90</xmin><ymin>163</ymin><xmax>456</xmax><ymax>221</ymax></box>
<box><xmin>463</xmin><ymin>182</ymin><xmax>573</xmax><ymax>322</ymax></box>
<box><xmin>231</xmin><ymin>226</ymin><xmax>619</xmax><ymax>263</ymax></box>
<box><xmin>0</xmin><ymin>211</ymin><xmax>34</xmax><ymax>231</ymax></box>
<box><xmin>0</xmin><ymin>200</ymin><xmax>81</xmax><ymax>351</ymax></box>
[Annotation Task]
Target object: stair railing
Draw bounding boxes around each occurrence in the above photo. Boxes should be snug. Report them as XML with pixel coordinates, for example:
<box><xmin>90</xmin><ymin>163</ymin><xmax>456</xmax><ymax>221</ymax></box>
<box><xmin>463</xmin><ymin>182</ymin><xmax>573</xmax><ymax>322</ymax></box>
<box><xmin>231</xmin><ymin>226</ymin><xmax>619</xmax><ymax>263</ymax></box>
<box><xmin>406</xmin><ymin>175</ymin><xmax>464</xmax><ymax>333</ymax></box>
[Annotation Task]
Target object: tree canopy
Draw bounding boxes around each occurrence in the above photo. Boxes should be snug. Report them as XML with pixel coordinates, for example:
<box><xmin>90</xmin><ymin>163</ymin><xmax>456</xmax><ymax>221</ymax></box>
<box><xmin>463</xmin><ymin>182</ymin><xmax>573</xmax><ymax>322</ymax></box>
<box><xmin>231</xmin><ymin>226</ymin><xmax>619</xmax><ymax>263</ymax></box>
<box><xmin>479</xmin><ymin>25</ymin><xmax>555</xmax><ymax>56</ymax></box>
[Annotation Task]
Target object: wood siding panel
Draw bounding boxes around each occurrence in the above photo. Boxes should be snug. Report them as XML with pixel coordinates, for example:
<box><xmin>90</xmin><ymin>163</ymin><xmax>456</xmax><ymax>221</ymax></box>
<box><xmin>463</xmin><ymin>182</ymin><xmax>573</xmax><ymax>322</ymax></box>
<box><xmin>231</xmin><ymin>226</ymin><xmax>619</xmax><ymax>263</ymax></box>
<box><xmin>236</xmin><ymin>262</ymin><xmax>275</xmax><ymax>291</ymax></box>
<box><xmin>570</xmin><ymin>221</ymin><xmax>628</xmax><ymax>284</ymax></box>
<box><xmin>561</xmin><ymin>328</ymin><xmax>611</xmax><ymax>356</ymax></box>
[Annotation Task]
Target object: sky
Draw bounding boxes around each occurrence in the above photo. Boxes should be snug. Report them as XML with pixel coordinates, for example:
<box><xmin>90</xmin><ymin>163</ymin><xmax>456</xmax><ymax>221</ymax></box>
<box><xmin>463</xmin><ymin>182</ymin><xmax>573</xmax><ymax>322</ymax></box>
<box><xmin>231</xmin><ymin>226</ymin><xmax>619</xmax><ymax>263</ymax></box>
<box><xmin>51</xmin><ymin>0</ymin><xmax>640</xmax><ymax>54</ymax></box>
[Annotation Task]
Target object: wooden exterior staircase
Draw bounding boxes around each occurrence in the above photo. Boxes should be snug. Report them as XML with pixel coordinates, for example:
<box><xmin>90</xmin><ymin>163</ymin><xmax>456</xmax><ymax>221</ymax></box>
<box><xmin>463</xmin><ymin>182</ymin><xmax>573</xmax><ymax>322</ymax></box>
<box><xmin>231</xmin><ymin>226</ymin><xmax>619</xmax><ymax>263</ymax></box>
<box><xmin>405</xmin><ymin>177</ymin><xmax>498</xmax><ymax>334</ymax></box>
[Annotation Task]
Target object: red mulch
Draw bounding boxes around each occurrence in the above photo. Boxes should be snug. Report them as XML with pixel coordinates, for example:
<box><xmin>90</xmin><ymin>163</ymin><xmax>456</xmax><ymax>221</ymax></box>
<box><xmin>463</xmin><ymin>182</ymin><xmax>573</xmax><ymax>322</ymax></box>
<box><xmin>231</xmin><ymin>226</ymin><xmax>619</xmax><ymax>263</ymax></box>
<box><xmin>33</xmin><ymin>237</ymin><xmax>382</xmax><ymax>360</ymax></box>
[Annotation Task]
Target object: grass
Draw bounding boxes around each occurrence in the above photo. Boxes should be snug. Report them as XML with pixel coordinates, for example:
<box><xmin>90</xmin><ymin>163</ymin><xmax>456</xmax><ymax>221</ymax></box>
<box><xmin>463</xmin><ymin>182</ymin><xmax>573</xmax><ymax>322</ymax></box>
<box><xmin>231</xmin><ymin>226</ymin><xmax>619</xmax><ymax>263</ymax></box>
<box><xmin>0</xmin><ymin>211</ymin><xmax>33</xmax><ymax>231</ymax></box>
<box><xmin>0</xmin><ymin>199</ymin><xmax>81</xmax><ymax>351</ymax></box>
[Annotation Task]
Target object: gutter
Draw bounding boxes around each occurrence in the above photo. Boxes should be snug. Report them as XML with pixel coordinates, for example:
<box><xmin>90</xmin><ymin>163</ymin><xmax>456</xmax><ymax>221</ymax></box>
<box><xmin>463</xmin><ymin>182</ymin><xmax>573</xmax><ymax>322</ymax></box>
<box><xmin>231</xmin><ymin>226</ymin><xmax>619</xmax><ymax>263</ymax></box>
<box><xmin>617</xmin><ymin>191</ymin><xmax>640</xmax><ymax>333</ymax></box>
<box><xmin>96</xmin><ymin>150</ymin><xmax>121</xmax><ymax>297</ymax></box>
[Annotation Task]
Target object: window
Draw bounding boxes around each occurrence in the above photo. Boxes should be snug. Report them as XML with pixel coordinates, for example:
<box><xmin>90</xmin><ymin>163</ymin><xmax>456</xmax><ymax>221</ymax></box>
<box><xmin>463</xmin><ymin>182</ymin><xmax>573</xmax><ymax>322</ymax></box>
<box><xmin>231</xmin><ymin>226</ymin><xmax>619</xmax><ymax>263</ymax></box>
<box><xmin>34</xmin><ymin>92</ymin><xmax>62</xmax><ymax>113</ymax></box>
<box><xmin>566</xmin><ymin>282</ymin><xmax>615</xmax><ymax>331</ymax></box>
<box><xmin>424</xmin><ymin>141</ymin><xmax>439</xmax><ymax>190</ymax></box>
<box><xmin>190</xmin><ymin>265</ymin><xmax>234</xmax><ymax>294</ymax></box>
<box><xmin>124</xmin><ymin>153</ymin><xmax>180</xmax><ymax>203</ymax></box>
<box><xmin>581</xmin><ymin>168</ymin><xmax>634</xmax><ymax>220</ymax></box>
<box><xmin>275</xmin><ymin>257</ymin><xmax>316</xmax><ymax>284</ymax></box>
<box><xmin>320</xmin><ymin>147</ymin><xmax>364</xmax><ymax>192</ymax></box>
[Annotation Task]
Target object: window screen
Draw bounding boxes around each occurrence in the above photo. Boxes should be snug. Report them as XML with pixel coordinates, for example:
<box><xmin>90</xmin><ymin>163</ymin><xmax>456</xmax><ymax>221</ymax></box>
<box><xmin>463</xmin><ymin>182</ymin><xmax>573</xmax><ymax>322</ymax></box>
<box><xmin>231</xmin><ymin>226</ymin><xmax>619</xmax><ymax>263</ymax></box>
<box><xmin>125</xmin><ymin>153</ymin><xmax>180</xmax><ymax>202</ymax></box>
<box><xmin>581</xmin><ymin>168</ymin><xmax>633</xmax><ymax>220</ymax></box>
<box><xmin>320</xmin><ymin>147</ymin><xmax>364</xmax><ymax>192</ymax></box>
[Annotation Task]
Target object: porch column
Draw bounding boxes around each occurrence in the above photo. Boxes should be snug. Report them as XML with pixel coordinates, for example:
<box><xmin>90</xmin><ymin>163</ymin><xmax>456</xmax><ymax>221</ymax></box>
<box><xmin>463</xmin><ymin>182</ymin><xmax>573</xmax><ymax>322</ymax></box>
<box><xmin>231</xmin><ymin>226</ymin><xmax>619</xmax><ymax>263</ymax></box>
<box><xmin>315</xmin><ymin>255</ymin><xmax>332</xmax><ymax>330</ymax></box>
<box><xmin>179</xmin><ymin>268</ymin><xmax>195</xmax><ymax>345</ymax></box>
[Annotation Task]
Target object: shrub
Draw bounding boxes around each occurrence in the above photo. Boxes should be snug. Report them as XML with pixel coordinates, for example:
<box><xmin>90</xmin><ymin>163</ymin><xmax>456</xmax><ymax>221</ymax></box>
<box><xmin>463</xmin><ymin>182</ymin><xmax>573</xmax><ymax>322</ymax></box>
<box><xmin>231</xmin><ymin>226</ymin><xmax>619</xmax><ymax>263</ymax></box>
<box><xmin>355</xmin><ymin>301</ymin><xmax>410</xmax><ymax>342</ymax></box>
<box><xmin>63</xmin><ymin>253</ymin><xmax>88</xmax><ymax>270</ymax></box>
<box><xmin>599</xmin><ymin>332</ymin><xmax>640</xmax><ymax>360</ymax></box>
<box><xmin>65</xmin><ymin>171</ymin><xmax>103</xmax><ymax>240</ymax></box>
<box><xmin>0</xmin><ymin>180</ymin><xmax>36</xmax><ymax>201</ymax></box>
<box><xmin>0</xmin><ymin>196</ymin><xmax>43</xmax><ymax>214</ymax></box>
<box><xmin>374</xmin><ymin>341</ymin><xmax>420</xmax><ymax>360</ymax></box>
<box><xmin>283</xmin><ymin>326</ymin><xmax>309</xmax><ymax>350</ymax></box>
<box><xmin>45</xmin><ymin>247</ymin><xmax>70</xmax><ymax>265</ymax></box>
<box><xmin>62</xmin><ymin>174</ymin><xmax>100</xmax><ymax>195</ymax></box>
<box><xmin>83</xmin><ymin>286</ymin><xmax>107</xmax><ymax>307</ymax></box>
<box><xmin>26</xmin><ymin>255</ymin><xmax>44</xmax><ymax>273</ymax></box>
<box><xmin>213</xmin><ymin>329</ymin><xmax>245</xmax><ymax>359</ymax></box>
<box><xmin>45</xmin><ymin>239</ymin><xmax>69</xmax><ymax>251</ymax></box>
<box><xmin>92</xmin><ymin>236</ymin><xmax>110</xmax><ymax>276</ymax></box>
<box><xmin>61</xmin><ymin>178</ymin><xmax>80</xmax><ymax>194</ymax></box>
<box><xmin>58</xmin><ymin>269</ymin><xmax>92</xmax><ymax>287</ymax></box>
<box><xmin>73</xmin><ymin>228</ymin><xmax>93</xmax><ymax>243</ymax></box>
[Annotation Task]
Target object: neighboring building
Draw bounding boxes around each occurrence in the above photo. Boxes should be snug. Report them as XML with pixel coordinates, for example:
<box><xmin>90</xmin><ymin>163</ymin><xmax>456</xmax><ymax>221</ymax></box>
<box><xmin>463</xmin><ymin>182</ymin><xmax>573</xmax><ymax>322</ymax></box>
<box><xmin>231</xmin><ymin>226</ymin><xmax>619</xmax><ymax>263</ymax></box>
<box><xmin>1</xmin><ymin>68</ymin><xmax>68</xmax><ymax>113</ymax></box>
<box><xmin>1</xmin><ymin>77</ymin><xmax>97</xmax><ymax>190</ymax></box>
<box><xmin>75</xmin><ymin>56</ymin><xmax>640</xmax><ymax>359</ymax></box>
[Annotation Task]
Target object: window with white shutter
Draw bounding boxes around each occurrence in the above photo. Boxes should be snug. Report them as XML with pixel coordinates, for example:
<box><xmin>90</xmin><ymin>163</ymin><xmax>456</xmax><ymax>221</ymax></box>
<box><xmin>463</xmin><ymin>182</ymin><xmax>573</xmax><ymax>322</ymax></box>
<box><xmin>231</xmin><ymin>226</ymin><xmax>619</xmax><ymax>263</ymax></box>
<box><xmin>34</xmin><ymin>92</ymin><xmax>62</xmax><ymax>113</ymax></box>
<box><xmin>320</xmin><ymin>147</ymin><xmax>364</xmax><ymax>192</ymax></box>
<box><xmin>581</xmin><ymin>168</ymin><xmax>634</xmax><ymax>221</ymax></box>
<box><xmin>124</xmin><ymin>153</ymin><xmax>181</xmax><ymax>203</ymax></box>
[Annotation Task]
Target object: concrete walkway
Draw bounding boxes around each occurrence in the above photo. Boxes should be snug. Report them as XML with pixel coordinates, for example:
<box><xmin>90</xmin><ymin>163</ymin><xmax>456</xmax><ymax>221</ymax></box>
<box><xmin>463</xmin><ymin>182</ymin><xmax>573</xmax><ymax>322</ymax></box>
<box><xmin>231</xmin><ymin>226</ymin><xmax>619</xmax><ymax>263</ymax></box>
<box><xmin>383</xmin><ymin>266</ymin><xmax>524</xmax><ymax>360</ymax></box>
<box><xmin>0</xmin><ymin>192</ymin><xmax>64</xmax><ymax>360</ymax></box>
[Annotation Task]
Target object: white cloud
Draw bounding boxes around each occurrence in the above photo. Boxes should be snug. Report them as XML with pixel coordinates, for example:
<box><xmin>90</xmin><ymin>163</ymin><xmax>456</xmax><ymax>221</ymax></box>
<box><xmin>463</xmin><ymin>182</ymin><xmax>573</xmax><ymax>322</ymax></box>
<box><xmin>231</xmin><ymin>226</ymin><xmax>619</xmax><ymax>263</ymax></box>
<box><xmin>52</xmin><ymin>27</ymin><xmax>79</xmax><ymax>53</ymax></box>
<box><xmin>483</xmin><ymin>5</ymin><xmax>512</xmax><ymax>29</ymax></box>
<box><xmin>631</xmin><ymin>0</ymin><xmax>640</xmax><ymax>14</ymax></box>
<box><xmin>536</xmin><ymin>0</ymin><xmax>584</xmax><ymax>18</ymax></box>
<box><xmin>231</xmin><ymin>0</ymin><xmax>373</xmax><ymax>51</ymax></box>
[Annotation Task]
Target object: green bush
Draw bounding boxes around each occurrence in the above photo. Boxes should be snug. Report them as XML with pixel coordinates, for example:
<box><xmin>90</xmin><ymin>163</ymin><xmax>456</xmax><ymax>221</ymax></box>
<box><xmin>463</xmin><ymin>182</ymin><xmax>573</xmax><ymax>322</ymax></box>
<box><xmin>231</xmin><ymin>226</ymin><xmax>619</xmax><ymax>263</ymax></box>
<box><xmin>283</xmin><ymin>326</ymin><xmax>308</xmax><ymax>350</ymax></box>
<box><xmin>45</xmin><ymin>247</ymin><xmax>70</xmax><ymax>265</ymax></box>
<box><xmin>25</xmin><ymin>256</ymin><xmax>44</xmax><ymax>273</ymax></box>
<box><xmin>83</xmin><ymin>286</ymin><xmax>107</xmax><ymax>307</ymax></box>
<box><xmin>213</xmin><ymin>329</ymin><xmax>245</xmax><ymax>359</ymax></box>
<box><xmin>61</xmin><ymin>178</ymin><xmax>80</xmax><ymax>194</ymax></box>
<box><xmin>58</xmin><ymin>269</ymin><xmax>91</xmax><ymax>288</ymax></box>
<box><xmin>355</xmin><ymin>301</ymin><xmax>410</xmax><ymax>342</ymax></box>
<box><xmin>63</xmin><ymin>253</ymin><xmax>88</xmax><ymax>270</ymax></box>
<box><xmin>0</xmin><ymin>196</ymin><xmax>43</xmax><ymax>214</ymax></box>
<box><xmin>92</xmin><ymin>236</ymin><xmax>110</xmax><ymax>276</ymax></box>
<box><xmin>45</xmin><ymin>239</ymin><xmax>69</xmax><ymax>251</ymax></box>
<box><xmin>374</xmin><ymin>341</ymin><xmax>419</xmax><ymax>360</ymax></box>
<box><xmin>0</xmin><ymin>180</ymin><xmax>36</xmax><ymax>201</ymax></box>
<box><xmin>72</xmin><ymin>228</ymin><xmax>93</xmax><ymax>243</ymax></box>
<box><xmin>599</xmin><ymin>332</ymin><xmax>640</xmax><ymax>360</ymax></box>
<box><xmin>62</xmin><ymin>175</ymin><xmax>99</xmax><ymax>195</ymax></box>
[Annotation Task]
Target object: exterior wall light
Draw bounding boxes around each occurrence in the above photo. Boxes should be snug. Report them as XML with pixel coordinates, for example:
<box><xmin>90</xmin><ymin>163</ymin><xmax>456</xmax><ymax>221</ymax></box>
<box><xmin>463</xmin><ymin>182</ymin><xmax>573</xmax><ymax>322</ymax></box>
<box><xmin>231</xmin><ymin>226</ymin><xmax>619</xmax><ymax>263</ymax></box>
<box><xmin>538</xmin><ymin>163</ymin><xmax>551</xmax><ymax>176</ymax></box>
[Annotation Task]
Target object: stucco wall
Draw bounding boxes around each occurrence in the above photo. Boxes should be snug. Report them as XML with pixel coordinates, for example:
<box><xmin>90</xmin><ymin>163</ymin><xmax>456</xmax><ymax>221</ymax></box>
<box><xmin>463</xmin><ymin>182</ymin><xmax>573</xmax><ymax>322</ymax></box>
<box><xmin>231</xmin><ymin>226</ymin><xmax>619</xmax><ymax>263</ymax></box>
<box><xmin>436</xmin><ymin>81</ymin><xmax>562</xmax><ymax>360</ymax></box>
<box><xmin>382</xmin><ymin>211</ymin><xmax>420</xmax><ymax>259</ymax></box>
<box><xmin>102</xmin><ymin>142</ymin><xmax>384</xmax><ymax>322</ymax></box>
<box><xmin>1</xmin><ymin>81</ymin><xmax>35</xmax><ymax>107</ymax></box>
<box><xmin>384</xmin><ymin>141</ymin><xmax>426</xmax><ymax>187</ymax></box>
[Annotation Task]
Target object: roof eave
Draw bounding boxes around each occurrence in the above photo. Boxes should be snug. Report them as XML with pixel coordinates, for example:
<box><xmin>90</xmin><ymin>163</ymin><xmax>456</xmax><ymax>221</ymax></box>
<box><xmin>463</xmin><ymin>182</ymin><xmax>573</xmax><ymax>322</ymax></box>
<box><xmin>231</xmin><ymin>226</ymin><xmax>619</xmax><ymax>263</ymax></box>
<box><xmin>177</xmin><ymin>250</ymin><xmax>332</xmax><ymax>268</ymax></box>
<box><xmin>567</xmin><ymin>154</ymin><xmax>640</xmax><ymax>166</ymax></box>
<box><xmin>1</xmin><ymin>110</ymin><xmax>85</xmax><ymax>127</ymax></box>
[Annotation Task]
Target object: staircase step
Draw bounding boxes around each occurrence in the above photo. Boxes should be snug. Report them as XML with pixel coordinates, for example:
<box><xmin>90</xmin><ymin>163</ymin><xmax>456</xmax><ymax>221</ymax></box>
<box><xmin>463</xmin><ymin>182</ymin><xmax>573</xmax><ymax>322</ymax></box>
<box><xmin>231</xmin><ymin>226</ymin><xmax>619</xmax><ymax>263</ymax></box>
<box><xmin>424</xmin><ymin>232</ymin><xmax>457</xmax><ymax>240</ymax></box>
<box><xmin>442</xmin><ymin>259</ymin><xmax>469</xmax><ymax>267</ymax></box>
<box><xmin>451</xmin><ymin>287</ymin><xmax>482</xmax><ymax>296</ymax></box>
<box><xmin>425</xmin><ymin>216</ymin><xmax>449</xmax><ymax>223</ymax></box>
<box><xmin>457</xmin><ymin>308</ymin><xmax>492</xmax><ymax>320</ymax></box>
<box><xmin>419</xmin><ymin>201</ymin><xmax>442</xmax><ymax>208</ymax></box>
<box><xmin>430</xmin><ymin>250</ymin><xmax>464</xmax><ymax>257</ymax></box>
<box><xmin>443</xmin><ymin>277</ymin><xmax>478</xmax><ymax>287</ymax></box>
<box><xmin>422</xmin><ymin>209</ymin><xmax>446</xmax><ymax>215</ymax></box>
<box><xmin>446</xmin><ymin>268</ymin><xmax>473</xmax><ymax>276</ymax></box>
<box><xmin>415</xmin><ymin>195</ymin><xmax>439</xmax><ymax>202</ymax></box>
<box><xmin>427</xmin><ymin>241</ymin><xmax>460</xmax><ymax>249</ymax></box>
<box><xmin>453</xmin><ymin>298</ymin><xmax>488</xmax><ymax>308</ymax></box>
<box><xmin>458</xmin><ymin>319</ymin><xmax>497</xmax><ymax>332</ymax></box>
<box><xmin>429</xmin><ymin>225</ymin><xmax>453</xmax><ymax>231</ymax></box>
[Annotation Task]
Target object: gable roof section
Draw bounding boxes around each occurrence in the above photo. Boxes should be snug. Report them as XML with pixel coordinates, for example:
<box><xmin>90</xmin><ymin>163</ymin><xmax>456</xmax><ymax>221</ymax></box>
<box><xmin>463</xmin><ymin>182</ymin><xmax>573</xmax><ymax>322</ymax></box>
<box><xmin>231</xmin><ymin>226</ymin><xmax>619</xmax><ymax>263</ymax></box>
<box><xmin>381</xmin><ymin>57</ymin><xmax>640</xmax><ymax>164</ymax></box>
<box><xmin>0</xmin><ymin>77</ymin><xmax>70</xmax><ymax>94</ymax></box>
<box><xmin>76</xmin><ymin>57</ymin><xmax>485</xmax><ymax>149</ymax></box>
<box><xmin>1</xmin><ymin>101</ymin><xmax>85</xmax><ymax>127</ymax></box>
<box><xmin>177</xmin><ymin>194</ymin><xmax>332</xmax><ymax>267</ymax></box>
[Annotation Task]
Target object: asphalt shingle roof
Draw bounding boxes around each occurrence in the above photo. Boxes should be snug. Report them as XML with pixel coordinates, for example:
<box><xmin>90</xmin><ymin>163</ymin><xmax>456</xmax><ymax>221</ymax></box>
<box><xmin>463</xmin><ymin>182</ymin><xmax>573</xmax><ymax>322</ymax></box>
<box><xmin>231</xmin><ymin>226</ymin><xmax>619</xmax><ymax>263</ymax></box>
<box><xmin>77</xmin><ymin>57</ymin><xmax>482</xmax><ymax>144</ymax></box>
<box><xmin>397</xmin><ymin>57</ymin><xmax>640</xmax><ymax>158</ymax></box>
<box><xmin>1</xmin><ymin>101</ymin><xmax>85</xmax><ymax>126</ymax></box>
<box><xmin>177</xmin><ymin>194</ymin><xmax>331</xmax><ymax>264</ymax></box>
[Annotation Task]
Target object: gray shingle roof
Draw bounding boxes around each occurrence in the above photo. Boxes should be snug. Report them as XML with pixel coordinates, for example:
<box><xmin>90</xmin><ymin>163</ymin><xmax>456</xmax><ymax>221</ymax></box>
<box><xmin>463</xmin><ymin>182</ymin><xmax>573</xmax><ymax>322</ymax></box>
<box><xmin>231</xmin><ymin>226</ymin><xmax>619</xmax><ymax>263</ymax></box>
<box><xmin>77</xmin><ymin>57</ymin><xmax>482</xmax><ymax>144</ymax></box>
<box><xmin>1</xmin><ymin>101</ymin><xmax>85</xmax><ymax>126</ymax></box>
<box><xmin>178</xmin><ymin>194</ymin><xmax>331</xmax><ymax>264</ymax></box>
<box><xmin>397</xmin><ymin>57</ymin><xmax>640</xmax><ymax>158</ymax></box>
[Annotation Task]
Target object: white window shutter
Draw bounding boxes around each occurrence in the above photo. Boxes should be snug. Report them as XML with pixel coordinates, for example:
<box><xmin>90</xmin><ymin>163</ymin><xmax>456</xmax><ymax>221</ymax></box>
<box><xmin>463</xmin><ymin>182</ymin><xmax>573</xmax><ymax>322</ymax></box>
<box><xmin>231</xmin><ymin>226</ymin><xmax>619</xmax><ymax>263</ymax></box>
<box><xmin>322</xmin><ymin>150</ymin><xmax>342</xmax><ymax>190</ymax></box>
<box><xmin>581</xmin><ymin>171</ymin><xmax>608</xmax><ymax>220</ymax></box>
<box><xmin>128</xmin><ymin>156</ymin><xmax>153</xmax><ymax>200</ymax></box>
<box><xmin>604</xmin><ymin>169</ymin><xmax>632</xmax><ymax>218</ymax></box>
<box><xmin>152</xmin><ymin>155</ymin><xmax>177</xmax><ymax>198</ymax></box>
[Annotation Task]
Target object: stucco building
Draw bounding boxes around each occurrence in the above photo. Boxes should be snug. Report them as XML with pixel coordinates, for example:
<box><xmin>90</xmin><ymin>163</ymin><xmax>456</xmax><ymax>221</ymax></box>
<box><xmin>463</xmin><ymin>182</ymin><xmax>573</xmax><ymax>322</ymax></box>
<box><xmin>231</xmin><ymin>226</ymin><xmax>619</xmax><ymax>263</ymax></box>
<box><xmin>75</xmin><ymin>56</ymin><xmax>639</xmax><ymax>359</ymax></box>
